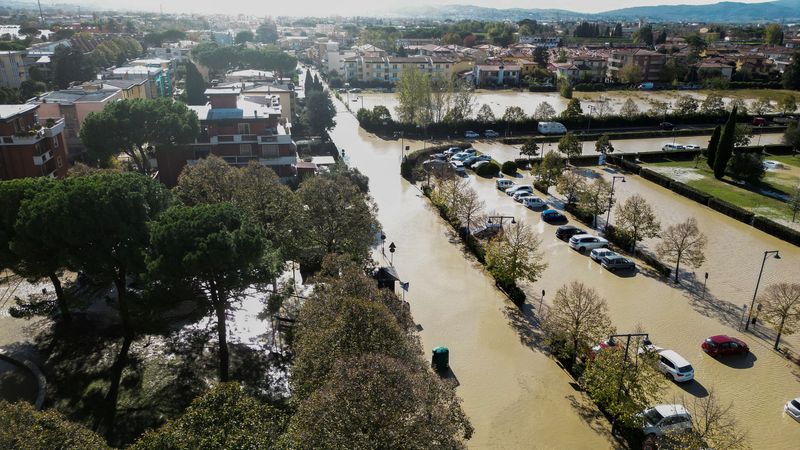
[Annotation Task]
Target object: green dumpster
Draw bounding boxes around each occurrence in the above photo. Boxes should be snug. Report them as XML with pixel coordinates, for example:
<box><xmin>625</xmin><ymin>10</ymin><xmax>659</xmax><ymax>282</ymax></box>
<box><xmin>431</xmin><ymin>346</ymin><xmax>449</xmax><ymax>372</ymax></box>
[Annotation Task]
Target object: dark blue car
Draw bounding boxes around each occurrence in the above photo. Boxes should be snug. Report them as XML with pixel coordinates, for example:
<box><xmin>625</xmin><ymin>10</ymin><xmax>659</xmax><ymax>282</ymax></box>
<box><xmin>541</xmin><ymin>209</ymin><xmax>567</xmax><ymax>224</ymax></box>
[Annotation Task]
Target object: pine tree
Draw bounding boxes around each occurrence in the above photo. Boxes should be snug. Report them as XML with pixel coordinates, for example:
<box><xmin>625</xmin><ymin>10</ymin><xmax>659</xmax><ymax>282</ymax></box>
<box><xmin>313</xmin><ymin>74</ymin><xmax>321</xmax><ymax>91</ymax></box>
<box><xmin>714</xmin><ymin>107</ymin><xmax>737</xmax><ymax>179</ymax></box>
<box><xmin>185</xmin><ymin>61</ymin><xmax>207</xmax><ymax>106</ymax></box>
<box><xmin>304</xmin><ymin>69</ymin><xmax>313</xmax><ymax>93</ymax></box>
<box><xmin>706</xmin><ymin>125</ymin><xmax>721</xmax><ymax>170</ymax></box>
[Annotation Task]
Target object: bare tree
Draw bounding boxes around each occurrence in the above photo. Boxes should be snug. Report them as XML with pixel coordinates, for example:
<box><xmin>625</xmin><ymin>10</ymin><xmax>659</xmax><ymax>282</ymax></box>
<box><xmin>455</xmin><ymin>186</ymin><xmax>485</xmax><ymax>238</ymax></box>
<box><xmin>542</xmin><ymin>281</ymin><xmax>614</xmax><ymax>366</ymax></box>
<box><xmin>556</xmin><ymin>169</ymin><xmax>586</xmax><ymax>205</ymax></box>
<box><xmin>656</xmin><ymin>217</ymin><xmax>708</xmax><ymax>283</ymax></box>
<box><xmin>429</xmin><ymin>77</ymin><xmax>452</xmax><ymax>123</ymax></box>
<box><xmin>759</xmin><ymin>282</ymin><xmax>800</xmax><ymax>350</ymax></box>
<box><xmin>663</xmin><ymin>391</ymin><xmax>750</xmax><ymax>450</ymax></box>
<box><xmin>619</xmin><ymin>98</ymin><xmax>640</xmax><ymax>119</ymax></box>
<box><xmin>485</xmin><ymin>221</ymin><xmax>547</xmax><ymax>287</ymax></box>
<box><xmin>475</xmin><ymin>103</ymin><xmax>495</xmax><ymax>123</ymax></box>
<box><xmin>534</xmin><ymin>102</ymin><xmax>556</xmax><ymax>121</ymax></box>
<box><xmin>614</xmin><ymin>194</ymin><xmax>661</xmax><ymax>254</ymax></box>
<box><xmin>577</xmin><ymin>178</ymin><xmax>612</xmax><ymax>229</ymax></box>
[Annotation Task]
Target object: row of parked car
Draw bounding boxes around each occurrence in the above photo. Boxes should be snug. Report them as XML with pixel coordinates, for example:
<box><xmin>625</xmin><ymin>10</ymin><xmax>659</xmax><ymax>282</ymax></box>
<box><xmin>423</xmin><ymin>146</ymin><xmax>493</xmax><ymax>175</ymax></box>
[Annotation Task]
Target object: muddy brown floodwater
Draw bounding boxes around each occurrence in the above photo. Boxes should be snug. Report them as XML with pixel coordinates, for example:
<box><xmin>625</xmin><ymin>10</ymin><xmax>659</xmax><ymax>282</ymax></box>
<box><xmin>330</xmin><ymin>103</ymin><xmax>616</xmax><ymax>448</ymax></box>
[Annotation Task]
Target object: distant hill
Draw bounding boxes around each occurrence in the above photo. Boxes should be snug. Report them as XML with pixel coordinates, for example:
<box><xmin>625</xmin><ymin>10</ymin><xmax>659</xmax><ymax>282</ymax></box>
<box><xmin>388</xmin><ymin>1</ymin><xmax>800</xmax><ymax>23</ymax></box>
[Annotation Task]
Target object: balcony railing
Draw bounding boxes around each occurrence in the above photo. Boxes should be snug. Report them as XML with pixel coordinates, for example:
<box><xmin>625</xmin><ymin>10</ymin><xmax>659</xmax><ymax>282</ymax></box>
<box><xmin>211</xmin><ymin>134</ymin><xmax>260</xmax><ymax>145</ymax></box>
<box><xmin>1</xmin><ymin>118</ymin><xmax>65</xmax><ymax>145</ymax></box>
<box><xmin>33</xmin><ymin>150</ymin><xmax>54</xmax><ymax>166</ymax></box>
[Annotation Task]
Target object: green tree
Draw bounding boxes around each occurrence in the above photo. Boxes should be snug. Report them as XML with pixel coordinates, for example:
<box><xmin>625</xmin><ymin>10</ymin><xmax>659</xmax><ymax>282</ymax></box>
<box><xmin>558</xmin><ymin>131</ymin><xmax>583</xmax><ymax>162</ymax></box>
<box><xmin>734</xmin><ymin>123</ymin><xmax>753</xmax><ymax>147</ymax></box>
<box><xmin>131</xmin><ymin>383</ymin><xmax>286</xmax><ymax>450</ymax></box>
<box><xmin>395</xmin><ymin>66</ymin><xmax>431</xmax><ymax>126</ymax></box>
<box><xmin>727</xmin><ymin>151</ymin><xmax>765</xmax><ymax>183</ymax></box>
<box><xmin>777</xmin><ymin>95</ymin><xmax>797</xmax><ymax>115</ymax></box>
<box><xmin>578</xmin><ymin>178</ymin><xmax>612</xmax><ymax>228</ymax></box>
<box><xmin>302</xmin><ymin>90</ymin><xmax>337</xmax><ymax>136</ymax></box>
<box><xmin>595</xmin><ymin>134</ymin><xmax>614</xmax><ymax>155</ymax></box>
<box><xmin>784</xmin><ymin>121</ymin><xmax>800</xmax><ymax>151</ymax></box>
<box><xmin>561</xmin><ymin>99</ymin><xmax>583</xmax><ymax>120</ymax></box>
<box><xmin>235</xmin><ymin>30</ymin><xmax>254</xmax><ymax>44</ymax></box>
<box><xmin>656</xmin><ymin>217</ymin><xmax>708</xmax><ymax>283</ymax></box>
<box><xmin>52</xmin><ymin>44</ymin><xmax>95</xmax><ymax>89</ymax></box>
<box><xmin>256</xmin><ymin>21</ymin><xmax>279</xmax><ymax>44</ymax></box>
<box><xmin>758</xmin><ymin>283</ymin><xmax>800</xmax><ymax>350</ymax></box>
<box><xmin>790</xmin><ymin>183</ymin><xmax>800</xmax><ymax>222</ymax></box>
<box><xmin>714</xmin><ymin>107</ymin><xmax>737</xmax><ymax>179</ymax></box>
<box><xmin>752</xmin><ymin>97</ymin><xmax>773</xmax><ymax>115</ymax></box>
<box><xmin>701</xmin><ymin>94</ymin><xmax>726</xmax><ymax>116</ymax></box>
<box><xmin>80</xmin><ymin>98</ymin><xmax>199</xmax><ymax>174</ymax></box>
<box><xmin>475</xmin><ymin>103</ymin><xmax>495</xmax><ymax>122</ymax></box>
<box><xmin>542</xmin><ymin>281</ymin><xmax>614</xmax><ymax>366</ymax></box>
<box><xmin>556</xmin><ymin>170</ymin><xmax>586</xmax><ymax>205</ymax></box>
<box><xmin>287</xmin><ymin>354</ymin><xmax>473</xmax><ymax>449</ymax></box>
<box><xmin>485</xmin><ymin>221</ymin><xmax>547</xmax><ymax>287</ymax></box>
<box><xmin>764</xmin><ymin>23</ymin><xmax>784</xmax><ymax>45</ymax></box>
<box><xmin>520</xmin><ymin>139</ymin><xmax>539</xmax><ymax>161</ymax></box>
<box><xmin>783</xmin><ymin>51</ymin><xmax>800</xmax><ymax>90</ymax></box>
<box><xmin>706</xmin><ymin>125</ymin><xmax>722</xmax><ymax>169</ymax></box>
<box><xmin>618</xmin><ymin>63</ymin><xmax>643</xmax><ymax>84</ymax></box>
<box><xmin>535</xmin><ymin>151</ymin><xmax>564</xmax><ymax>191</ymax></box>
<box><xmin>675</xmin><ymin>95</ymin><xmax>699</xmax><ymax>116</ymax></box>
<box><xmin>0</xmin><ymin>400</ymin><xmax>109</xmax><ymax>449</ymax></box>
<box><xmin>184</xmin><ymin>61</ymin><xmax>207</xmax><ymax>106</ymax></box>
<box><xmin>634</xmin><ymin>24</ymin><xmax>654</xmax><ymax>46</ymax></box>
<box><xmin>614</xmin><ymin>194</ymin><xmax>661</xmax><ymax>254</ymax></box>
<box><xmin>502</xmin><ymin>105</ymin><xmax>526</xmax><ymax>122</ymax></box>
<box><xmin>559</xmin><ymin>79</ymin><xmax>573</xmax><ymax>99</ymax></box>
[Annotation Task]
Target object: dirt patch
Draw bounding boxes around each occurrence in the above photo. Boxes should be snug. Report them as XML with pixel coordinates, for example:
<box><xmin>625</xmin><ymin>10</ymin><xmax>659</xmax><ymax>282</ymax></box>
<box><xmin>648</xmin><ymin>166</ymin><xmax>705</xmax><ymax>183</ymax></box>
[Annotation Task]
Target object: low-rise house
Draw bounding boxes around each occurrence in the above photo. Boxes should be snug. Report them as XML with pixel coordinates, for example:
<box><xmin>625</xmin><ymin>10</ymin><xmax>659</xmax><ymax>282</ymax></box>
<box><xmin>607</xmin><ymin>48</ymin><xmax>665</xmax><ymax>82</ymax></box>
<box><xmin>156</xmin><ymin>87</ymin><xmax>297</xmax><ymax>186</ymax></box>
<box><xmin>695</xmin><ymin>61</ymin><xmax>734</xmax><ymax>80</ymax></box>
<box><xmin>109</xmin><ymin>65</ymin><xmax>171</xmax><ymax>98</ymax></box>
<box><xmin>473</xmin><ymin>64</ymin><xmax>521</xmax><ymax>87</ymax></box>
<box><xmin>0</xmin><ymin>104</ymin><xmax>68</xmax><ymax>180</ymax></box>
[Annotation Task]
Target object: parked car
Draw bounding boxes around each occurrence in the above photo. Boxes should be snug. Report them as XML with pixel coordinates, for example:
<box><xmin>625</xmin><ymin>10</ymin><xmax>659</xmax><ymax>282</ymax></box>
<box><xmin>429</xmin><ymin>153</ymin><xmax>447</xmax><ymax>161</ymax></box>
<box><xmin>505</xmin><ymin>185</ymin><xmax>533</xmax><ymax>196</ymax></box>
<box><xmin>513</xmin><ymin>191</ymin><xmax>535</xmax><ymax>202</ymax></box>
<box><xmin>654</xmin><ymin>350</ymin><xmax>694</xmax><ymax>382</ymax></box>
<box><xmin>542</xmin><ymin>209</ymin><xmax>568</xmax><ymax>224</ymax></box>
<box><xmin>591</xmin><ymin>338</ymin><xmax>618</xmax><ymax>355</ymax></box>
<box><xmin>601</xmin><ymin>255</ymin><xmax>636</xmax><ymax>272</ymax></box>
<box><xmin>752</xmin><ymin>117</ymin><xmax>768</xmax><ymax>126</ymax></box>
<box><xmin>451</xmin><ymin>152</ymin><xmax>471</xmax><ymax>161</ymax></box>
<box><xmin>638</xmin><ymin>82</ymin><xmax>655</xmax><ymax>90</ymax></box>
<box><xmin>466</xmin><ymin>154</ymin><xmax>491</xmax><ymax>167</ymax></box>
<box><xmin>449</xmin><ymin>160</ymin><xmax>466</xmax><ymax>174</ymax></box>
<box><xmin>662</xmin><ymin>144</ymin><xmax>685</xmax><ymax>151</ymax></box>
<box><xmin>523</xmin><ymin>197</ymin><xmax>547</xmax><ymax>210</ymax></box>
<box><xmin>444</xmin><ymin>147</ymin><xmax>462</xmax><ymax>156</ymax></box>
<box><xmin>785</xmin><ymin>397</ymin><xmax>800</xmax><ymax>422</ymax></box>
<box><xmin>683</xmin><ymin>144</ymin><xmax>700</xmax><ymax>150</ymax></box>
<box><xmin>462</xmin><ymin>156</ymin><xmax>479</xmax><ymax>166</ymax></box>
<box><xmin>496</xmin><ymin>179</ymin><xmax>514</xmax><ymax>190</ymax></box>
<box><xmin>569</xmin><ymin>234</ymin><xmax>609</xmax><ymax>253</ymax></box>
<box><xmin>555</xmin><ymin>224</ymin><xmax>584</xmax><ymax>240</ymax></box>
<box><xmin>774</xmin><ymin>115</ymin><xmax>798</xmax><ymax>124</ymax></box>
<box><xmin>422</xmin><ymin>159</ymin><xmax>448</xmax><ymax>172</ymax></box>
<box><xmin>763</xmin><ymin>160</ymin><xmax>784</xmax><ymax>170</ymax></box>
<box><xmin>590</xmin><ymin>248</ymin><xmax>617</xmax><ymax>262</ymax></box>
<box><xmin>701</xmin><ymin>335</ymin><xmax>749</xmax><ymax>357</ymax></box>
<box><xmin>537</xmin><ymin>121</ymin><xmax>567</xmax><ymax>135</ymax></box>
<box><xmin>463</xmin><ymin>148</ymin><xmax>478</xmax><ymax>155</ymax></box>
<box><xmin>465</xmin><ymin>131</ymin><xmax>480</xmax><ymax>139</ymax></box>
<box><xmin>659</xmin><ymin>122</ymin><xmax>675</xmax><ymax>130</ymax></box>
<box><xmin>484</xmin><ymin>129</ymin><xmax>500</xmax><ymax>138</ymax></box>
<box><xmin>640</xmin><ymin>404</ymin><xmax>692</xmax><ymax>437</ymax></box>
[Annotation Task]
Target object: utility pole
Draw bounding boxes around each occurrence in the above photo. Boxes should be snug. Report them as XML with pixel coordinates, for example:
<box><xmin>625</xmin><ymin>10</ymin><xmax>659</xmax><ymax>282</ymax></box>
<box><xmin>37</xmin><ymin>0</ymin><xmax>44</xmax><ymax>25</ymax></box>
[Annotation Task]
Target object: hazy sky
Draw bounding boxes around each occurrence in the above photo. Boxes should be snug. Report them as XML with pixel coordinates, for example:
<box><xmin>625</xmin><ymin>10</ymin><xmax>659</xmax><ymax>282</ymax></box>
<box><xmin>72</xmin><ymin>0</ymin><xmax>770</xmax><ymax>17</ymax></box>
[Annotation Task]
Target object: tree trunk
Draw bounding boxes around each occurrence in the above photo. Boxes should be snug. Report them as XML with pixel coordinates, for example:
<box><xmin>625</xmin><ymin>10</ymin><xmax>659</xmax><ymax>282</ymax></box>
<box><xmin>775</xmin><ymin>317</ymin><xmax>786</xmax><ymax>350</ymax></box>
<box><xmin>97</xmin><ymin>332</ymin><xmax>132</xmax><ymax>441</ymax></box>
<box><xmin>210</xmin><ymin>285</ymin><xmax>230</xmax><ymax>382</ymax></box>
<box><xmin>673</xmin><ymin>259</ymin><xmax>681</xmax><ymax>284</ymax></box>
<box><xmin>48</xmin><ymin>272</ymin><xmax>70</xmax><ymax>321</ymax></box>
<box><xmin>113</xmin><ymin>273</ymin><xmax>133</xmax><ymax>338</ymax></box>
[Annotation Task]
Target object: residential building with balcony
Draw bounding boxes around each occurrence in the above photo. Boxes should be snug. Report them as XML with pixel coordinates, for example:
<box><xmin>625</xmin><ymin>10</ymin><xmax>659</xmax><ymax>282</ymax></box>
<box><xmin>606</xmin><ymin>48</ymin><xmax>665</xmax><ymax>82</ymax></box>
<box><xmin>553</xmin><ymin>55</ymin><xmax>608</xmax><ymax>83</ymax></box>
<box><xmin>108</xmin><ymin>65</ymin><xmax>172</xmax><ymax>98</ymax></box>
<box><xmin>0</xmin><ymin>104</ymin><xmax>68</xmax><ymax>180</ymax></box>
<box><xmin>156</xmin><ymin>87</ymin><xmax>297</xmax><ymax>186</ymax></box>
<box><xmin>343</xmin><ymin>56</ymin><xmax>457</xmax><ymax>84</ymax></box>
<box><xmin>0</xmin><ymin>51</ymin><xmax>29</xmax><ymax>89</ymax></box>
<box><xmin>473</xmin><ymin>64</ymin><xmax>521</xmax><ymax>87</ymax></box>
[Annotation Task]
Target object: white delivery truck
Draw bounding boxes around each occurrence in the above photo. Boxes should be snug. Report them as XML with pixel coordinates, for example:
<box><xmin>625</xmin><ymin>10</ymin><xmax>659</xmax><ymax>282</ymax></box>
<box><xmin>537</xmin><ymin>121</ymin><xmax>567</xmax><ymax>135</ymax></box>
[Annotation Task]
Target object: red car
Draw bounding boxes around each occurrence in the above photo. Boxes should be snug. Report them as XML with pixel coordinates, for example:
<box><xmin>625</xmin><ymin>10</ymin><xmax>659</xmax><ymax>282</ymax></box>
<box><xmin>701</xmin><ymin>335</ymin><xmax>749</xmax><ymax>357</ymax></box>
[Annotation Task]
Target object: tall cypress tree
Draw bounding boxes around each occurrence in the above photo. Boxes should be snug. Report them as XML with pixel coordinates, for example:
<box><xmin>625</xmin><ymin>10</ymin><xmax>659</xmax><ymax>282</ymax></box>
<box><xmin>706</xmin><ymin>125</ymin><xmax>721</xmax><ymax>170</ymax></box>
<box><xmin>313</xmin><ymin>74</ymin><xmax>321</xmax><ymax>91</ymax></box>
<box><xmin>714</xmin><ymin>107</ymin><xmax>737</xmax><ymax>179</ymax></box>
<box><xmin>304</xmin><ymin>69</ymin><xmax>313</xmax><ymax>94</ymax></box>
<box><xmin>185</xmin><ymin>61</ymin><xmax>207</xmax><ymax>106</ymax></box>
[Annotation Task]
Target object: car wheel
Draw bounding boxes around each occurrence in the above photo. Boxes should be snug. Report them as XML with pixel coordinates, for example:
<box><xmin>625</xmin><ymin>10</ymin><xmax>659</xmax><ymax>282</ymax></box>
<box><xmin>579</xmin><ymin>247</ymin><xmax>585</xmax><ymax>254</ymax></box>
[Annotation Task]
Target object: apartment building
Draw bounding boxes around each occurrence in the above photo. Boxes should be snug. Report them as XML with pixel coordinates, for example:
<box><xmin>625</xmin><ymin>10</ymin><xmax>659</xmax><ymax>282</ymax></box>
<box><xmin>606</xmin><ymin>48</ymin><xmax>665</xmax><ymax>82</ymax></box>
<box><xmin>343</xmin><ymin>56</ymin><xmax>457</xmax><ymax>83</ymax></box>
<box><xmin>554</xmin><ymin>55</ymin><xmax>608</xmax><ymax>83</ymax></box>
<box><xmin>473</xmin><ymin>64</ymin><xmax>521</xmax><ymax>87</ymax></box>
<box><xmin>0</xmin><ymin>51</ymin><xmax>28</xmax><ymax>88</ymax></box>
<box><xmin>156</xmin><ymin>87</ymin><xmax>297</xmax><ymax>186</ymax></box>
<box><xmin>0</xmin><ymin>104</ymin><xmax>68</xmax><ymax>180</ymax></box>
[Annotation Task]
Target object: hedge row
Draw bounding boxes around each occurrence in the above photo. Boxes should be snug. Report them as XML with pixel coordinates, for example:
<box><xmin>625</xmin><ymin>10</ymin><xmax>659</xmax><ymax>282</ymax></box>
<box><xmin>605</xmin><ymin>225</ymin><xmax>672</xmax><ymax>278</ymax></box>
<box><xmin>668</xmin><ymin>180</ymin><xmax>712</xmax><ymax>205</ymax></box>
<box><xmin>607</xmin><ymin>155</ymin><xmax>642</xmax><ymax>174</ymax></box>
<box><xmin>707</xmin><ymin>197</ymin><xmax>755</xmax><ymax>224</ymax></box>
<box><xmin>752</xmin><ymin>216</ymin><xmax>800</xmax><ymax>246</ymax></box>
<box><xmin>639</xmin><ymin>168</ymin><xmax>672</xmax><ymax>188</ymax></box>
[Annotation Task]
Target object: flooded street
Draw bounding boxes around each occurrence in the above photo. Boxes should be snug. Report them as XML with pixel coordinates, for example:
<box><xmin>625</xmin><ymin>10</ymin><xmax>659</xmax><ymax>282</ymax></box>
<box><xmin>330</xmin><ymin>103</ymin><xmax>616</xmax><ymax>448</ymax></box>
<box><xmin>354</xmin><ymin>89</ymin><xmax>793</xmax><ymax>119</ymax></box>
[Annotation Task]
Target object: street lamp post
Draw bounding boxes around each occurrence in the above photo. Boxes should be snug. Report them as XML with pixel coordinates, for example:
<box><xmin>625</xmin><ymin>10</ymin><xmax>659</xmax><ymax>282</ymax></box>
<box><xmin>539</xmin><ymin>289</ymin><xmax>545</xmax><ymax>314</ymax></box>
<box><xmin>604</xmin><ymin>176</ymin><xmax>625</xmax><ymax>230</ymax></box>
<box><xmin>745</xmin><ymin>250</ymin><xmax>780</xmax><ymax>331</ymax></box>
<box><xmin>487</xmin><ymin>215</ymin><xmax>517</xmax><ymax>227</ymax></box>
<box><xmin>389</xmin><ymin>242</ymin><xmax>397</xmax><ymax>266</ymax></box>
<box><xmin>756</xmin><ymin>124</ymin><xmax>764</xmax><ymax>146</ymax></box>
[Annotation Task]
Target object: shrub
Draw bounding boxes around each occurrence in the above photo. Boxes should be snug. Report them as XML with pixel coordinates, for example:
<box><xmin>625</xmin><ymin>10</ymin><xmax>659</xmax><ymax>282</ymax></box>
<box><xmin>727</xmin><ymin>151</ymin><xmax>765</xmax><ymax>183</ymax></box>
<box><xmin>533</xmin><ymin>181</ymin><xmax>550</xmax><ymax>194</ymax></box>
<box><xmin>639</xmin><ymin>251</ymin><xmax>672</xmax><ymax>278</ymax></box>
<box><xmin>501</xmin><ymin>161</ymin><xmax>518</xmax><ymax>175</ymax></box>
<box><xmin>752</xmin><ymin>216</ymin><xmax>800</xmax><ymax>246</ymax></box>
<box><xmin>707</xmin><ymin>197</ymin><xmax>754</xmax><ymax>224</ymax></box>
<box><xmin>639</xmin><ymin>168</ymin><xmax>672</xmax><ymax>188</ymax></box>
<box><xmin>668</xmin><ymin>181</ymin><xmax>712</xmax><ymax>205</ymax></box>
<box><xmin>475</xmin><ymin>161</ymin><xmax>501</xmax><ymax>177</ymax></box>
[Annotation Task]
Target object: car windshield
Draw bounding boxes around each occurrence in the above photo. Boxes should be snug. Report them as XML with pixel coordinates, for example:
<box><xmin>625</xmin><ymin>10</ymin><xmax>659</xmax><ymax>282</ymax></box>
<box><xmin>644</xmin><ymin>409</ymin><xmax>663</xmax><ymax>425</ymax></box>
<box><xmin>705</xmin><ymin>338</ymin><xmax>716</xmax><ymax>347</ymax></box>
<box><xmin>792</xmin><ymin>400</ymin><xmax>800</xmax><ymax>409</ymax></box>
<box><xmin>678</xmin><ymin>365</ymin><xmax>693</xmax><ymax>373</ymax></box>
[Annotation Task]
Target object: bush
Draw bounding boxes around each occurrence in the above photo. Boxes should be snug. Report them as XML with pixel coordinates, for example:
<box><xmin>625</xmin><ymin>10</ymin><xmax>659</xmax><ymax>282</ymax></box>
<box><xmin>564</xmin><ymin>203</ymin><xmax>594</xmax><ymax>226</ymax></box>
<box><xmin>639</xmin><ymin>168</ymin><xmax>672</xmax><ymax>188</ymax></box>
<box><xmin>707</xmin><ymin>197</ymin><xmax>755</xmax><ymax>224</ymax></box>
<box><xmin>501</xmin><ymin>161</ymin><xmax>518</xmax><ymax>175</ymax></box>
<box><xmin>475</xmin><ymin>161</ymin><xmax>501</xmax><ymax>177</ymax></box>
<box><xmin>639</xmin><ymin>251</ymin><xmax>672</xmax><ymax>278</ymax></box>
<box><xmin>752</xmin><ymin>216</ymin><xmax>800</xmax><ymax>246</ymax></box>
<box><xmin>668</xmin><ymin>181</ymin><xmax>712</xmax><ymax>205</ymax></box>
<box><xmin>727</xmin><ymin>151</ymin><xmax>765</xmax><ymax>183</ymax></box>
<box><xmin>533</xmin><ymin>181</ymin><xmax>550</xmax><ymax>194</ymax></box>
<box><xmin>573</xmin><ymin>83</ymin><xmax>606</xmax><ymax>92</ymax></box>
<box><xmin>495</xmin><ymin>279</ymin><xmax>526</xmax><ymax>304</ymax></box>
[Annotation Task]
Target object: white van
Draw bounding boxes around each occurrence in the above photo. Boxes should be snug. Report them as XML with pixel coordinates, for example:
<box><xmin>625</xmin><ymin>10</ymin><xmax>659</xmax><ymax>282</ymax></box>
<box><xmin>496</xmin><ymin>179</ymin><xmax>514</xmax><ymax>191</ymax></box>
<box><xmin>537</xmin><ymin>122</ymin><xmax>567</xmax><ymax>135</ymax></box>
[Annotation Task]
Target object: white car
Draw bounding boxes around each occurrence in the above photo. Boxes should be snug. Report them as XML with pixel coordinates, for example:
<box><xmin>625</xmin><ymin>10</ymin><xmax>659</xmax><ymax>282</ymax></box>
<box><xmin>463</xmin><ymin>148</ymin><xmax>478</xmax><ymax>155</ymax></box>
<box><xmin>785</xmin><ymin>397</ymin><xmax>800</xmax><ymax>422</ymax></box>
<box><xmin>505</xmin><ymin>185</ymin><xmax>533</xmax><ymax>196</ymax></box>
<box><xmin>465</xmin><ymin>131</ymin><xmax>480</xmax><ymax>139</ymax></box>
<box><xmin>484</xmin><ymin>129</ymin><xmax>500</xmax><ymax>138</ymax></box>
<box><xmin>654</xmin><ymin>349</ymin><xmax>694</xmax><ymax>382</ymax></box>
<box><xmin>763</xmin><ymin>160</ymin><xmax>784</xmax><ymax>170</ymax></box>
<box><xmin>444</xmin><ymin>147</ymin><xmax>462</xmax><ymax>156</ymax></box>
<box><xmin>449</xmin><ymin>160</ymin><xmax>466</xmax><ymax>174</ymax></box>
<box><xmin>523</xmin><ymin>197</ymin><xmax>547</xmax><ymax>209</ymax></box>
<box><xmin>496</xmin><ymin>179</ymin><xmax>514</xmax><ymax>190</ymax></box>
<box><xmin>662</xmin><ymin>144</ymin><xmax>685</xmax><ymax>151</ymax></box>
<box><xmin>568</xmin><ymin>234</ymin><xmax>609</xmax><ymax>253</ymax></box>
<box><xmin>451</xmin><ymin>152</ymin><xmax>471</xmax><ymax>161</ymax></box>
<box><xmin>683</xmin><ymin>144</ymin><xmax>701</xmax><ymax>150</ymax></box>
<box><xmin>590</xmin><ymin>248</ymin><xmax>617</xmax><ymax>262</ymax></box>
<box><xmin>640</xmin><ymin>404</ymin><xmax>692</xmax><ymax>437</ymax></box>
<box><xmin>513</xmin><ymin>191</ymin><xmax>535</xmax><ymax>202</ymax></box>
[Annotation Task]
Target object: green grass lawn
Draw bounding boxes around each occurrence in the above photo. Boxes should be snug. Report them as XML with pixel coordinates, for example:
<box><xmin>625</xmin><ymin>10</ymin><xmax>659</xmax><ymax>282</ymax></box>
<box><xmin>768</xmin><ymin>154</ymin><xmax>800</xmax><ymax>169</ymax></box>
<box><xmin>647</xmin><ymin>158</ymin><xmax>800</xmax><ymax>224</ymax></box>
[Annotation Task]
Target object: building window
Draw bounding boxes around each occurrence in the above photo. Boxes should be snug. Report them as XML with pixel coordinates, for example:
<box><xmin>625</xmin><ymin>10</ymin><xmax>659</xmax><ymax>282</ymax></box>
<box><xmin>52</xmin><ymin>137</ymin><xmax>58</xmax><ymax>148</ymax></box>
<box><xmin>261</xmin><ymin>145</ymin><xmax>278</xmax><ymax>157</ymax></box>
<box><xmin>240</xmin><ymin>144</ymin><xmax>252</xmax><ymax>155</ymax></box>
<box><xmin>56</xmin><ymin>156</ymin><xmax>63</xmax><ymax>168</ymax></box>
<box><xmin>238</xmin><ymin>123</ymin><xmax>250</xmax><ymax>134</ymax></box>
